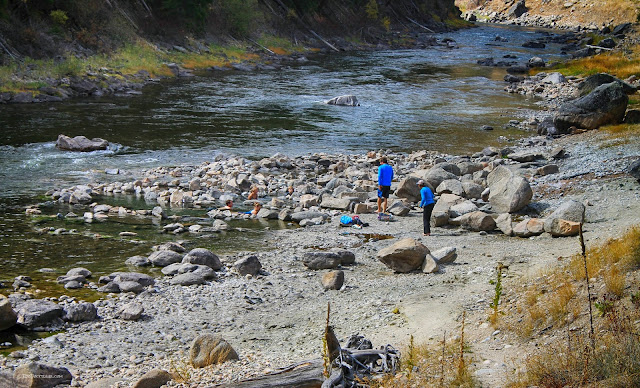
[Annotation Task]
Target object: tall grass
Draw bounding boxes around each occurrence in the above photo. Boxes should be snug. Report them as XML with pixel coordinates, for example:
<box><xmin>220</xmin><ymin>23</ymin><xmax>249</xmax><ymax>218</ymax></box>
<box><xmin>504</xmin><ymin>226</ymin><xmax>640</xmax><ymax>386</ymax></box>
<box><xmin>551</xmin><ymin>48</ymin><xmax>640</xmax><ymax>79</ymax></box>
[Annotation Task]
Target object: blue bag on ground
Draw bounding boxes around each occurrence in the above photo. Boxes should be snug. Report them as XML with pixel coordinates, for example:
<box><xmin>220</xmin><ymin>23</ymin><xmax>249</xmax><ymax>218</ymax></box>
<box><xmin>340</xmin><ymin>215</ymin><xmax>353</xmax><ymax>226</ymax></box>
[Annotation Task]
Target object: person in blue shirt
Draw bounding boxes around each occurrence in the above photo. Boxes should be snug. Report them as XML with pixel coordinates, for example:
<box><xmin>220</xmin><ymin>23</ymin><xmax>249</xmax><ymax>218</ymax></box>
<box><xmin>418</xmin><ymin>179</ymin><xmax>435</xmax><ymax>236</ymax></box>
<box><xmin>377</xmin><ymin>156</ymin><xmax>394</xmax><ymax>213</ymax></box>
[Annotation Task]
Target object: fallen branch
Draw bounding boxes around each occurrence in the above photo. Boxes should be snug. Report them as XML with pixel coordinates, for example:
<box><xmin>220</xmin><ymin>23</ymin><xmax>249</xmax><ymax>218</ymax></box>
<box><xmin>585</xmin><ymin>44</ymin><xmax>614</xmax><ymax>51</ymax></box>
<box><xmin>309</xmin><ymin>30</ymin><xmax>340</xmax><ymax>52</ymax></box>
<box><xmin>249</xmin><ymin>39</ymin><xmax>276</xmax><ymax>55</ymax></box>
<box><xmin>0</xmin><ymin>34</ymin><xmax>21</xmax><ymax>60</ymax></box>
<box><xmin>406</xmin><ymin>17</ymin><xmax>435</xmax><ymax>33</ymax></box>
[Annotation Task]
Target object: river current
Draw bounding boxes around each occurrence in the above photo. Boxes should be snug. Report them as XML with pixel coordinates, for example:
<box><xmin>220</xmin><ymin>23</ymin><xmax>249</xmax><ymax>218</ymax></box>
<box><xmin>0</xmin><ymin>23</ymin><xmax>570</xmax><ymax>295</ymax></box>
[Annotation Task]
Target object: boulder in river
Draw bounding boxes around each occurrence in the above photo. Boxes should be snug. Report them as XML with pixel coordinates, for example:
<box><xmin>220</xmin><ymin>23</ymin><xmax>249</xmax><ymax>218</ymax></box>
<box><xmin>15</xmin><ymin>299</ymin><xmax>63</xmax><ymax>329</ymax></box>
<box><xmin>326</xmin><ymin>95</ymin><xmax>360</xmax><ymax>106</ymax></box>
<box><xmin>56</xmin><ymin>134</ymin><xmax>108</xmax><ymax>152</ymax></box>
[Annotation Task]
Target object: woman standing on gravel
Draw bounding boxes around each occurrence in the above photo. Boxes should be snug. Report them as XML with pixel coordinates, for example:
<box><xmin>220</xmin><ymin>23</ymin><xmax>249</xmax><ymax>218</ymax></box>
<box><xmin>418</xmin><ymin>180</ymin><xmax>435</xmax><ymax>236</ymax></box>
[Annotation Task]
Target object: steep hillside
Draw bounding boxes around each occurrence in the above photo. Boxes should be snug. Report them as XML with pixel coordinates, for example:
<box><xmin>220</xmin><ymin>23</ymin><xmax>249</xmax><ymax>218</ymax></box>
<box><xmin>456</xmin><ymin>0</ymin><xmax>638</xmax><ymax>29</ymax></box>
<box><xmin>0</xmin><ymin>0</ymin><xmax>461</xmax><ymax>65</ymax></box>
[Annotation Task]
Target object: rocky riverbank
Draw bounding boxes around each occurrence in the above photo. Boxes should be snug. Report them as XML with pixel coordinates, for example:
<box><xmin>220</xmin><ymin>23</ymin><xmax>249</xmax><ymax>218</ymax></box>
<box><xmin>1</xmin><ymin>110</ymin><xmax>639</xmax><ymax>387</ymax></box>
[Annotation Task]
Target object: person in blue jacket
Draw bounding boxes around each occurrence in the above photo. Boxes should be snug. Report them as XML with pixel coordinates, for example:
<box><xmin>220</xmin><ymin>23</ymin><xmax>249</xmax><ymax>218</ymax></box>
<box><xmin>377</xmin><ymin>156</ymin><xmax>394</xmax><ymax>214</ymax></box>
<box><xmin>418</xmin><ymin>179</ymin><xmax>435</xmax><ymax>236</ymax></box>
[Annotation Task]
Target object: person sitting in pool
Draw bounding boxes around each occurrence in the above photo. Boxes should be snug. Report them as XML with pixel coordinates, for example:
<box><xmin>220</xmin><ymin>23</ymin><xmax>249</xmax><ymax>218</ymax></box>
<box><xmin>247</xmin><ymin>186</ymin><xmax>259</xmax><ymax>200</ymax></box>
<box><xmin>251</xmin><ymin>202</ymin><xmax>262</xmax><ymax>216</ymax></box>
<box><xmin>218</xmin><ymin>199</ymin><xmax>233</xmax><ymax>211</ymax></box>
<box><xmin>285</xmin><ymin>186</ymin><xmax>295</xmax><ymax>199</ymax></box>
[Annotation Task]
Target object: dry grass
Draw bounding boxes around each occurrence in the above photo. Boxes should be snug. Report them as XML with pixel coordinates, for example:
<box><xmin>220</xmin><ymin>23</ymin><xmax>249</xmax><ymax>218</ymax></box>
<box><xmin>551</xmin><ymin>50</ymin><xmax>640</xmax><ymax>79</ymax></box>
<box><xmin>369</xmin><ymin>324</ymin><xmax>477</xmax><ymax>387</ymax></box>
<box><xmin>501</xmin><ymin>226</ymin><xmax>640</xmax><ymax>386</ymax></box>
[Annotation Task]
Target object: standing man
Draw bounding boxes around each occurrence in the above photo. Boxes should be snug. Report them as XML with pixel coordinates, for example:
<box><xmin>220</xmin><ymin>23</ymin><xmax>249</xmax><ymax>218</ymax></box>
<box><xmin>377</xmin><ymin>156</ymin><xmax>394</xmax><ymax>213</ymax></box>
<box><xmin>418</xmin><ymin>179</ymin><xmax>435</xmax><ymax>236</ymax></box>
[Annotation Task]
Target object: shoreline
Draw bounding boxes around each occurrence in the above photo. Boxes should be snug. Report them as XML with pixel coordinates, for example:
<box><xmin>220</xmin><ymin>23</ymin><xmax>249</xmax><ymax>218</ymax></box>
<box><xmin>1</xmin><ymin>124</ymin><xmax>639</xmax><ymax>386</ymax></box>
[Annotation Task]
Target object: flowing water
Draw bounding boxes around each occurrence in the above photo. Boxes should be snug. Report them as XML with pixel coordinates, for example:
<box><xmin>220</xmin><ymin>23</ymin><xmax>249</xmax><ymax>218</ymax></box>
<box><xmin>0</xmin><ymin>24</ymin><xmax>571</xmax><ymax>297</ymax></box>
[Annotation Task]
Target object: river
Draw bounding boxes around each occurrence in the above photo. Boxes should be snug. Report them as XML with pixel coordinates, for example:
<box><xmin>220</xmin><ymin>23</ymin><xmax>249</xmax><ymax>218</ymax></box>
<box><xmin>0</xmin><ymin>23</ymin><xmax>571</xmax><ymax>297</ymax></box>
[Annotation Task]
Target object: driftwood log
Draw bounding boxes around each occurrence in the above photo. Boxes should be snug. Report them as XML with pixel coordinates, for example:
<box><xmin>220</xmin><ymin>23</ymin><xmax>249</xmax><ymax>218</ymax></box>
<box><xmin>214</xmin><ymin>336</ymin><xmax>400</xmax><ymax>388</ymax></box>
<box><xmin>216</xmin><ymin>304</ymin><xmax>399</xmax><ymax>388</ymax></box>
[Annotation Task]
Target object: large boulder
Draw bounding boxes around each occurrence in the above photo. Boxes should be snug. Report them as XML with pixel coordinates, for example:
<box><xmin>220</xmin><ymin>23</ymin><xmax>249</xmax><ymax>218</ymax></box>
<box><xmin>453</xmin><ymin>211</ymin><xmax>496</xmax><ymax>232</ymax></box>
<box><xmin>182</xmin><ymin>248</ymin><xmax>222</xmax><ymax>270</ymax></box>
<box><xmin>387</xmin><ymin>201</ymin><xmax>411</xmax><ymax>216</ymax></box>
<box><xmin>554</xmin><ymin>82</ymin><xmax>628</xmax><ymax>131</ymax></box>
<box><xmin>56</xmin><ymin>134</ymin><xmax>108</xmax><ymax>152</ymax></box>
<box><xmin>132</xmin><ymin>369</ymin><xmax>172</xmax><ymax>388</ymax></box>
<box><xmin>432</xmin><ymin>194</ymin><xmax>464</xmax><ymax>226</ymax></box>
<box><xmin>430</xmin><ymin>247</ymin><xmax>457</xmax><ymax>264</ymax></box>
<box><xmin>169</xmin><ymin>272</ymin><xmax>207</xmax><ymax>286</ymax></box>
<box><xmin>116</xmin><ymin>303</ymin><xmax>144</xmax><ymax>320</ymax></box>
<box><xmin>321</xmin><ymin>270</ymin><xmax>345</xmax><ymax>290</ymax></box>
<box><xmin>577</xmin><ymin>73</ymin><xmax>637</xmax><ymax>97</ymax></box>
<box><xmin>303</xmin><ymin>252</ymin><xmax>341</xmax><ymax>270</ymax></box>
<box><xmin>423</xmin><ymin>167</ymin><xmax>458</xmax><ymax>191</ymax></box>
<box><xmin>395</xmin><ymin>176</ymin><xmax>422</xmax><ymax>202</ymax></box>
<box><xmin>377</xmin><ymin>238</ymin><xmax>429</xmax><ymax>273</ymax></box>
<box><xmin>291</xmin><ymin>211</ymin><xmax>327</xmax><ymax>223</ymax></box>
<box><xmin>629</xmin><ymin>159</ymin><xmax>640</xmax><ymax>182</ymax></box>
<box><xmin>436</xmin><ymin>179</ymin><xmax>464</xmax><ymax>196</ymax></box>
<box><xmin>234</xmin><ymin>256</ymin><xmax>262</xmax><ymax>276</ymax></box>
<box><xmin>513</xmin><ymin>218</ymin><xmax>545</xmax><ymax>237</ymax></box>
<box><xmin>0</xmin><ymin>296</ymin><xmax>17</xmax><ymax>331</ymax></box>
<box><xmin>62</xmin><ymin>302</ymin><xmax>98</xmax><ymax>322</ymax></box>
<box><xmin>190</xmin><ymin>334</ymin><xmax>239</xmax><ymax>368</ymax></box>
<box><xmin>487</xmin><ymin>166</ymin><xmax>533</xmax><ymax>213</ymax></box>
<box><xmin>544</xmin><ymin>218</ymin><xmax>581</xmax><ymax>237</ymax></box>
<box><xmin>495</xmin><ymin>213</ymin><xmax>514</xmax><ymax>236</ymax></box>
<box><xmin>326</xmin><ymin>95</ymin><xmax>359</xmax><ymax>106</ymax></box>
<box><xmin>508</xmin><ymin>0</ymin><xmax>527</xmax><ymax>18</ymax></box>
<box><xmin>320</xmin><ymin>197</ymin><xmax>356</xmax><ymax>211</ymax></box>
<box><xmin>148</xmin><ymin>250</ymin><xmax>183</xmax><ymax>267</ymax></box>
<box><xmin>15</xmin><ymin>299</ymin><xmax>63</xmax><ymax>329</ymax></box>
<box><xmin>545</xmin><ymin>200</ymin><xmax>585</xmax><ymax>224</ymax></box>
<box><xmin>14</xmin><ymin>362</ymin><xmax>72</xmax><ymax>388</ymax></box>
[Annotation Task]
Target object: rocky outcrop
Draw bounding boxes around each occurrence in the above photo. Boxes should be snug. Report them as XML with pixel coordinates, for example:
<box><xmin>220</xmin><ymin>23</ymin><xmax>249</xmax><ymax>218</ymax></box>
<box><xmin>55</xmin><ymin>134</ymin><xmax>109</xmax><ymax>152</ymax></box>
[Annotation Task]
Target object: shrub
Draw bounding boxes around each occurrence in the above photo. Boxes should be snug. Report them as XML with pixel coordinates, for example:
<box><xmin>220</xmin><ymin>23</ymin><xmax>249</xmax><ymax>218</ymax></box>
<box><xmin>50</xmin><ymin>9</ymin><xmax>68</xmax><ymax>25</ymax></box>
